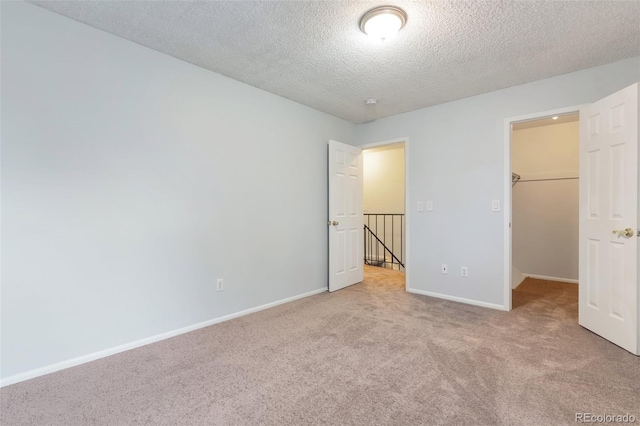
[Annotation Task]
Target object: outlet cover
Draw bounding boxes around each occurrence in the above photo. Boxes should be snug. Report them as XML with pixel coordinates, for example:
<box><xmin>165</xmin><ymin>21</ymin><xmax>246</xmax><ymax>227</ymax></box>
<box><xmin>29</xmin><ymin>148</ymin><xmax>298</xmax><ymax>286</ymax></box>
<box><xmin>461</xmin><ymin>267</ymin><xmax>468</xmax><ymax>277</ymax></box>
<box><xmin>441</xmin><ymin>264</ymin><xmax>448</xmax><ymax>274</ymax></box>
<box><xmin>216</xmin><ymin>278</ymin><xmax>224</xmax><ymax>292</ymax></box>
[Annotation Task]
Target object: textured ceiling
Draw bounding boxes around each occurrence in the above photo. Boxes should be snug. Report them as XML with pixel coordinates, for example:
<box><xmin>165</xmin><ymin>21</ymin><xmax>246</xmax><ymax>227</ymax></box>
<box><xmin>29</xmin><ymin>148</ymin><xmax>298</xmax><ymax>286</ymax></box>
<box><xmin>27</xmin><ymin>1</ymin><xmax>640</xmax><ymax>123</ymax></box>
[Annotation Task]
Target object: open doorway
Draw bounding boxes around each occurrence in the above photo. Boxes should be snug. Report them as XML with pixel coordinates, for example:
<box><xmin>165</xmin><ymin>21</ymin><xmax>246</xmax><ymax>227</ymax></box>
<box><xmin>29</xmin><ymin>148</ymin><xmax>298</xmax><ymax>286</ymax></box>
<box><xmin>362</xmin><ymin>141</ymin><xmax>406</xmax><ymax>288</ymax></box>
<box><xmin>511</xmin><ymin>113</ymin><xmax>580</xmax><ymax>311</ymax></box>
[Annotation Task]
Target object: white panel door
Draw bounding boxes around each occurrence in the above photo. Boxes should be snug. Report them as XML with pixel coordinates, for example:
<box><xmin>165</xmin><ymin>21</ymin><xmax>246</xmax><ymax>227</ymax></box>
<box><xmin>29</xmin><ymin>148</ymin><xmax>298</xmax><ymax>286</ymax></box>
<box><xmin>579</xmin><ymin>83</ymin><xmax>639</xmax><ymax>355</ymax></box>
<box><xmin>328</xmin><ymin>140</ymin><xmax>364</xmax><ymax>292</ymax></box>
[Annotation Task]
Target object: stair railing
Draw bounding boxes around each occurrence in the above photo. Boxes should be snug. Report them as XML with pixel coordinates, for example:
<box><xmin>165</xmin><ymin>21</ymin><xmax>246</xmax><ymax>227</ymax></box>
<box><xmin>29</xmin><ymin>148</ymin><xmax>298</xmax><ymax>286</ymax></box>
<box><xmin>364</xmin><ymin>213</ymin><xmax>405</xmax><ymax>270</ymax></box>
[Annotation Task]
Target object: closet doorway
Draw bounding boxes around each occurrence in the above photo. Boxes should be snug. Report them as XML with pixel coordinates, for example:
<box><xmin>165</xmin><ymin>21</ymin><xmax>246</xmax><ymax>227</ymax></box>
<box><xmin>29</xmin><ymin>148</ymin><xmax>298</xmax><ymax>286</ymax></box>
<box><xmin>510</xmin><ymin>113</ymin><xmax>579</xmax><ymax>309</ymax></box>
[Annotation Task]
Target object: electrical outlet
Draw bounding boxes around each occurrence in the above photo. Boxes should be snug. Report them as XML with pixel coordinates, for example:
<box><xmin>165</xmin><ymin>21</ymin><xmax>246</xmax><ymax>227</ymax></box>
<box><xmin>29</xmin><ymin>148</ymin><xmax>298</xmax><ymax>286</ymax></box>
<box><xmin>216</xmin><ymin>278</ymin><xmax>224</xmax><ymax>292</ymax></box>
<box><xmin>441</xmin><ymin>264</ymin><xmax>448</xmax><ymax>274</ymax></box>
<box><xmin>461</xmin><ymin>266</ymin><xmax>468</xmax><ymax>277</ymax></box>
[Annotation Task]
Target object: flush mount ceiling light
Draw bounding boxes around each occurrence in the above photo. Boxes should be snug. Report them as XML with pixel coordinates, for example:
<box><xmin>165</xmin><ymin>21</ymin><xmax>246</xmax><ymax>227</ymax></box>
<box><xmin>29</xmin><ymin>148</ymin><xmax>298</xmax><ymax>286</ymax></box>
<box><xmin>552</xmin><ymin>116</ymin><xmax>559</xmax><ymax>120</ymax></box>
<box><xmin>360</xmin><ymin>6</ymin><xmax>407</xmax><ymax>42</ymax></box>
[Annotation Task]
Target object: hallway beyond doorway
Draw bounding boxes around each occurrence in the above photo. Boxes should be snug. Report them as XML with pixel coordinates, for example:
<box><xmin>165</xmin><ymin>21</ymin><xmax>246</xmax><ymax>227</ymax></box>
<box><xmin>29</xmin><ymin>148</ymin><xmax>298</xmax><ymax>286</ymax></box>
<box><xmin>363</xmin><ymin>264</ymin><xmax>405</xmax><ymax>291</ymax></box>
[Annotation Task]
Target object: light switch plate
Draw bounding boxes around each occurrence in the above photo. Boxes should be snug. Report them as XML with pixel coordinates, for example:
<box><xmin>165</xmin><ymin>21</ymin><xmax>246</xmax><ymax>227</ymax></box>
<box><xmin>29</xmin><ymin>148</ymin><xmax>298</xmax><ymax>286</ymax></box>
<box><xmin>492</xmin><ymin>200</ymin><xmax>501</xmax><ymax>212</ymax></box>
<box><xmin>426</xmin><ymin>200</ymin><xmax>434</xmax><ymax>211</ymax></box>
<box><xmin>417</xmin><ymin>201</ymin><xmax>424</xmax><ymax>212</ymax></box>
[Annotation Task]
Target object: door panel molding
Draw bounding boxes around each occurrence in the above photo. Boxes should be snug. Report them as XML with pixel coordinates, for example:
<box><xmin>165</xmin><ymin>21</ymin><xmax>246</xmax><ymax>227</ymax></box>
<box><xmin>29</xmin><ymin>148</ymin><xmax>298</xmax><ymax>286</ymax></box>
<box><xmin>579</xmin><ymin>83</ymin><xmax>638</xmax><ymax>355</ymax></box>
<box><xmin>328</xmin><ymin>140</ymin><xmax>363</xmax><ymax>292</ymax></box>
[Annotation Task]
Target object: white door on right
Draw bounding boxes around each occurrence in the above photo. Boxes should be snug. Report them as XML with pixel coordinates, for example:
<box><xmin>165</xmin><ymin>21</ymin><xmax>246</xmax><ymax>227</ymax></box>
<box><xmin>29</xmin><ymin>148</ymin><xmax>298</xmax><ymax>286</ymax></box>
<box><xmin>579</xmin><ymin>83</ymin><xmax>639</xmax><ymax>355</ymax></box>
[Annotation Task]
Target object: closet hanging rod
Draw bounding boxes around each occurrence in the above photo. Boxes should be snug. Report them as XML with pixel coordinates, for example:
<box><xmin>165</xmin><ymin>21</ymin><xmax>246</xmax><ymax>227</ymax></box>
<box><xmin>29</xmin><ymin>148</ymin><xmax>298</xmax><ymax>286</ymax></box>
<box><xmin>518</xmin><ymin>177</ymin><xmax>579</xmax><ymax>183</ymax></box>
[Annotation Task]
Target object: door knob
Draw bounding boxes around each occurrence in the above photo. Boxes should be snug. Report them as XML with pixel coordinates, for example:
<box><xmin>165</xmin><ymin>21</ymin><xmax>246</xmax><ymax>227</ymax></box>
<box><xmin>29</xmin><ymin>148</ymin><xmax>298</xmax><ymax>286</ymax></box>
<box><xmin>332</xmin><ymin>221</ymin><xmax>339</xmax><ymax>226</ymax></box>
<box><xmin>612</xmin><ymin>228</ymin><xmax>634</xmax><ymax>238</ymax></box>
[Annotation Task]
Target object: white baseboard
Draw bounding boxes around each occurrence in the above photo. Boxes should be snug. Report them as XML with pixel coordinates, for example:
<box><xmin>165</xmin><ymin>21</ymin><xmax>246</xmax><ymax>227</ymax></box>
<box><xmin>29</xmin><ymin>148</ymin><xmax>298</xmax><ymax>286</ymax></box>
<box><xmin>406</xmin><ymin>287</ymin><xmax>507</xmax><ymax>311</ymax></box>
<box><xmin>0</xmin><ymin>287</ymin><xmax>327</xmax><ymax>388</ymax></box>
<box><xmin>521</xmin><ymin>273</ymin><xmax>578</xmax><ymax>284</ymax></box>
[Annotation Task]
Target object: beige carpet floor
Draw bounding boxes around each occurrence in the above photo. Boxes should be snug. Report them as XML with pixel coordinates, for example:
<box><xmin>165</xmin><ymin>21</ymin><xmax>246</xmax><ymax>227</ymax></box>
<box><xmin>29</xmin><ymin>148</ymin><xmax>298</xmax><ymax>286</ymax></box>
<box><xmin>1</xmin><ymin>268</ymin><xmax>639</xmax><ymax>425</ymax></box>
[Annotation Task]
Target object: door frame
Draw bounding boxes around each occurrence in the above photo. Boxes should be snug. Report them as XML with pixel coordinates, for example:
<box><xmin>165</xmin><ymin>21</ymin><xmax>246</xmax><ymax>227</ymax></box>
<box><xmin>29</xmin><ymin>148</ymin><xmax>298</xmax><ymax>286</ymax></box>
<box><xmin>359</xmin><ymin>137</ymin><xmax>410</xmax><ymax>290</ymax></box>
<box><xmin>503</xmin><ymin>105</ymin><xmax>587</xmax><ymax>311</ymax></box>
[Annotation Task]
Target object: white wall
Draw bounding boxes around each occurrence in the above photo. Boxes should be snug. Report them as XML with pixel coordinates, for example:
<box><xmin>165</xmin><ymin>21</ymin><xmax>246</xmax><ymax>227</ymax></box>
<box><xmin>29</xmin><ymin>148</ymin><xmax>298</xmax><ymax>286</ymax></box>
<box><xmin>0</xmin><ymin>2</ymin><xmax>356</xmax><ymax>381</ymax></box>
<box><xmin>363</xmin><ymin>145</ymin><xmax>405</xmax><ymax>214</ymax></box>
<box><xmin>357</xmin><ymin>57</ymin><xmax>640</xmax><ymax>308</ymax></box>
<box><xmin>512</xmin><ymin>121</ymin><xmax>579</xmax><ymax>177</ymax></box>
<box><xmin>512</xmin><ymin>122</ymin><xmax>579</xmax><ymax>285</ymax></box>
<box><xmin>513</xmin><ymin>180</ymin><xmax>579</xmax><ymax>284</ymax></box>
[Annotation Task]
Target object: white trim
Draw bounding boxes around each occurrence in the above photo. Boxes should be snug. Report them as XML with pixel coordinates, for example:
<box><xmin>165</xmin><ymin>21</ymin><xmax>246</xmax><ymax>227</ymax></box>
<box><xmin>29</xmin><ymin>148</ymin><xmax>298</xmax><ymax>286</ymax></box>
<box><xmin>504</xmin><ymin>104</ymin><xmax>587</xmax><ymax>312</ymax></box>
<box><xmin>407</xmin><ymin>288</ymin><xmax>507</xmax><ymax>311</ymax></box>
<box><xmin>360</xmin><ymin>137</ymin><xmax>410</xmax><ymax>291</ymax></box>
<box><xmin>521</xmin><ymin>273</ymin><xmax>578</xmax><ymax>284</ymax></box>
<box><xmin>404</xmin><ymin>139</ymin><xmax>410</xmax><ymax>292</ymax></box>
<box><xmin>503</xmin><ymin>113</ymin><xmax>512</xmax><ymax>311</ymax></box>
<box><xmin>0</xmin><ymin>288</ymin><xmax>327</xmax><ymax>388</ymax></box>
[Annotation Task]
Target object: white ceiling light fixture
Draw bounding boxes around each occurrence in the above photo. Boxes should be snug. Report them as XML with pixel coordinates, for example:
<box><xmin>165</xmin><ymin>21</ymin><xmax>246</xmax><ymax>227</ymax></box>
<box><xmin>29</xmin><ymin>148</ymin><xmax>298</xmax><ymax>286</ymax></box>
<box><xmin>552</xmin><ymin>116</ymin><xmax>559</xmax><ymax>120</ymax></box>
<box><xmin>365</xmin><ymin>98</ymin><xmax>378</xmax><ymax>105</ymax></box>
<box><xmin>360</xmin><ymin>6</ymin><xmax>407</xmax><ymax>42</ymax></box>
